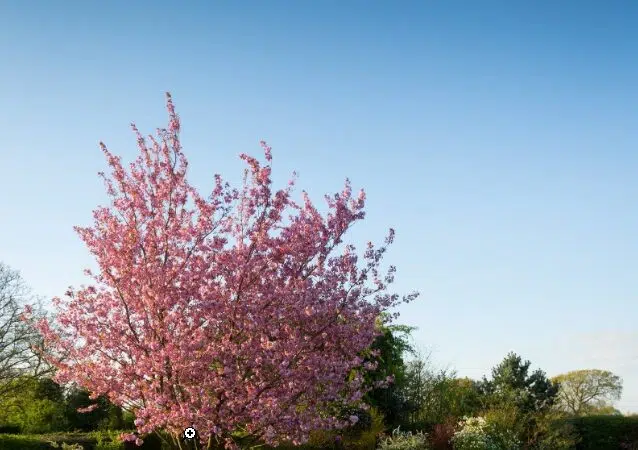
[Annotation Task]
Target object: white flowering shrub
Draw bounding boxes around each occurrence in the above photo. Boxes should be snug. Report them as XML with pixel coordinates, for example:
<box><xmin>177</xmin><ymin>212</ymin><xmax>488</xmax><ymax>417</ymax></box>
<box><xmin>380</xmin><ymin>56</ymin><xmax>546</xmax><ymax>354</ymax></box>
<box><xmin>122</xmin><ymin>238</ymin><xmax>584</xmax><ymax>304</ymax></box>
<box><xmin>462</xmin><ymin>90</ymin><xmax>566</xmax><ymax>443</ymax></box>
<box><xmin>451</xmin><ymin>416</ymin><xmax>521</xmax><ymax>450</ymax></box>
<box><xmin>377</xmin><ymin>426</ymin><xmax>431</xmax><ymax>450</ymax></box>
<box><xmin>452</xmin><ymin>417</ymin><xmax>496</xmax><ymax>450</ymax></box>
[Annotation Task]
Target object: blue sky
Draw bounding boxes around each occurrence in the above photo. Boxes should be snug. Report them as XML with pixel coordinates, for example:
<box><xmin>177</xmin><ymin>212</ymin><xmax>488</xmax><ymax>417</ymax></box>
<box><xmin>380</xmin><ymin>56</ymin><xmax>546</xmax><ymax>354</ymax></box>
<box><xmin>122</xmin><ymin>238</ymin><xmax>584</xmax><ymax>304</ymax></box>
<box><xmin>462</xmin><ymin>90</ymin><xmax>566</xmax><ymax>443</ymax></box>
<box><xmin>1</xmin><ymin>1</ymin><xmax>636</xmax><ymax>412</ymax></box>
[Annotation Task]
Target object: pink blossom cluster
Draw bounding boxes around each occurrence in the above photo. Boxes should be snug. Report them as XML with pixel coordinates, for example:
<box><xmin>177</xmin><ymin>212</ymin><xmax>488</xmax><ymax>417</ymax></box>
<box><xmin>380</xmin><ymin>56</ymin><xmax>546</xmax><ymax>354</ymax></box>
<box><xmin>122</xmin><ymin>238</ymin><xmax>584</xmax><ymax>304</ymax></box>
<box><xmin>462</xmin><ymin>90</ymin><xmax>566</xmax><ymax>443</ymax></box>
<box><xmin>31</xmin><ymin>94</ymin><xmax>417</xmax><ymax>448</ymax></box>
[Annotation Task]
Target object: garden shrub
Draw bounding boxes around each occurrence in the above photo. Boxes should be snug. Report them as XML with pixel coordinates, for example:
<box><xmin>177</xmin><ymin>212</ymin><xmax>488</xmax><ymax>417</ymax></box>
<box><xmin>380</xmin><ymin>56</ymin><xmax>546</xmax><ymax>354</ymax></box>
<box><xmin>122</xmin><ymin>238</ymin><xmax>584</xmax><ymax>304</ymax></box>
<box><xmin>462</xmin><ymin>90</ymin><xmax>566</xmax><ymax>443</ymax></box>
<box><xmin>0</xmin><ymin>377</ymin><xmax>68</xmax><ymax>433</ymax></box>
<box><xmin>63</xmin><ymin>387</ymin><xmax>111</xmax><ymax>432</ymax></box>
<box><xmin>345</xmin><ymin>406</ymin><xmax>386</xmax><ymax>450</ymax></box>
<box><xmin>451</xmin><ymin>416</ymin><xmax>520</xmax><ymax>450</ymax></box>
<box><xmin>121</xmin><ymin>410</ymin><xmax>136</xmax><ymax>430</ymax></box>
<box><xmin>377</xmin><ymin>426</ymin><xmax>430</xmax><ymax>450</ymax></box>
<box><xmin>482</xmin><ymin>407</ymin><xmax>523</xmax><ymax>448</ymax></box>
<box><xmin>527</xmin><ymin>410</ymin><xmax>579</xmax><ymax>449</ymax></box>
<box><xmin>97</xmin><ymin>404</ymin><xmax>128</xmax><ymax>431</ymax></box>
<box><xmin>451</xmin><ymin>417</ymin><xmax>494</xmax><ymax>450</ymax></box>
<box><xmin>429</xmin><ymin>420</ymin><xmax>455</xmax><ymax>449</ymax></box>
<box><xmin>21</xmin><ymin>398</ymin><xmax>69</xmax><ymax>433</ymax></box>
<box><xmin>568</xmin><ymin>415</ymin><xmax>638</xmax><ymax>450</ymax></box>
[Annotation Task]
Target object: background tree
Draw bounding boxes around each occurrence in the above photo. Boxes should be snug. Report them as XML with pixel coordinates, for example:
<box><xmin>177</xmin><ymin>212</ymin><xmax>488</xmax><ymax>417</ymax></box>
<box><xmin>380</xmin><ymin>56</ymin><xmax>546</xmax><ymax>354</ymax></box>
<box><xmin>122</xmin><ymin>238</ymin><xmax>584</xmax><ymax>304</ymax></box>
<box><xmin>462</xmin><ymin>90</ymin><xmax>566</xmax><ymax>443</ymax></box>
<box><xmin>477</xmin><ymin>352</ymin><xmax>561</xmax><ymax>447</ymax></box>
<box><xmin>0</xmin><ymin>376</ymin><xmax>130</xmax><ymax>434</ymax></box>
<box><xmin>478</xmin><ymin>352</ymin><xmax>559</xmax><ymax>415</ymax></box>
<box><xmin>0</xmin><ymin>262</ymin><xmax>52</xmax><ymax>402</ymax></box>
<box><xmin>444</xmin><ymin>377</ymin><xmax>483</xmax><ymax>419</ymax></box>
<box><xmin>552</xmin><ymin>369</ymin><xmax>623</xmax><ymax>416</ymax></box>
<box><xmin>0</xmin><ymin>376</ymin><xmax>67</xmax><ymax>433</ymax></box>
<box><xmin>30</xmin><ymin>93</ymin><xmax>417</xmax><ymax>449</ymax></box>
<box><xmin>362</xmin><ymin>316</ymin><xmax>417</xmax><ymax>428</ymax></box>
<box><xmin>401</xmin><ymin>351</ymin><xmax>479</xmax><ymax>428</ymax></box>
<box><xmin>63</xmin><ymin>383</ymin><xmax>127</xmax><ymax>431</ymax></box>
<box><xmin>587</xmin><ymin>404</ymin><xmax>622</xmax><ymax>415</ymax></box>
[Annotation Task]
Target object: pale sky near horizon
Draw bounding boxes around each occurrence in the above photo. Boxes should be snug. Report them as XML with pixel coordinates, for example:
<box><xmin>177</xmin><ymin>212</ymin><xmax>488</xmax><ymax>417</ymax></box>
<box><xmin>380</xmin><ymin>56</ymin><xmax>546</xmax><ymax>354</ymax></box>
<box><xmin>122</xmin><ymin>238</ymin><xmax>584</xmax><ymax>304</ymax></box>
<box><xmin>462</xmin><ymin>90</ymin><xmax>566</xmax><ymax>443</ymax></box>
<box><xmin>1</xmin><ymin>1</ymin><xmax>637</xmax><ymax>412</ymax></box>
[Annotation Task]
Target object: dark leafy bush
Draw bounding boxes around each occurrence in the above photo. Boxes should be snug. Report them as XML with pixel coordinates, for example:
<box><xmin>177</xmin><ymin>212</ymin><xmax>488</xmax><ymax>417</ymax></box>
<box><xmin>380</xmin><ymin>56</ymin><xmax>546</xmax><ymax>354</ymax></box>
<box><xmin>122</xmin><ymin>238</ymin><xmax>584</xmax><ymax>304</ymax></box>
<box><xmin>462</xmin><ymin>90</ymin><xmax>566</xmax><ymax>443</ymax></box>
<box><xmin>63</xmin><ymin>386</ymin><xmax>111</xmax><ymax>432</ymax></box>
<box><xmin>340</xmin><ymin>406</ymin><xmax>373</xmax><ymax>432</ymax></box>
<box><xmin>0</xmin><ymin>424</ymin><xmax>22</xmax><ymax>434</ymax></box>
<box><xmin>569</xmin><ymin>415</ymin><xmax>638</xmax><ymax>450</ymax></box>
<box><xmin>528</xmin><ymin>410</ymin><xmax>579</xmax><ymax>449</ymax></box>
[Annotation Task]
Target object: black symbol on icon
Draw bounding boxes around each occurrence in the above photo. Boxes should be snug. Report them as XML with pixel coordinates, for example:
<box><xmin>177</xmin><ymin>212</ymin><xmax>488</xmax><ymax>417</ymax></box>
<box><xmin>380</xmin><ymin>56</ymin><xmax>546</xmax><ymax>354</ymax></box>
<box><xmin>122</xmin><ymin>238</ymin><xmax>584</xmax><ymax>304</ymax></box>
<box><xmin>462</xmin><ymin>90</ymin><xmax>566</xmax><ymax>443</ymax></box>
<box><xmin>183</xmin><ymin>427</ymin><xmax>197</xmax><ymax>440</ymax></box>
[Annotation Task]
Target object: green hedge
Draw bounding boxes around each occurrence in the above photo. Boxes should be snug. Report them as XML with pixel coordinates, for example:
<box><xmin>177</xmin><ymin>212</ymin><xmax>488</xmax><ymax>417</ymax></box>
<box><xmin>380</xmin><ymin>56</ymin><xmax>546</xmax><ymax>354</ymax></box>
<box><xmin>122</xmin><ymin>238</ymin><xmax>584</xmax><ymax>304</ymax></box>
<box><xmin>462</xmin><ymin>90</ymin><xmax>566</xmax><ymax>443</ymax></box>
<box><xmin>0</xmin><ymin>434</ymin><xmax>51</xmax><ymax>450</ymax></box>
<box><xmin>0</xmin><ymin>432</ymin><xmax>150</xmax><ymax>450</ymax></box>
<box><xmin>569</xmin><ymin>415</ymin><xmax>638</xmax><ymax>450</ymax></box>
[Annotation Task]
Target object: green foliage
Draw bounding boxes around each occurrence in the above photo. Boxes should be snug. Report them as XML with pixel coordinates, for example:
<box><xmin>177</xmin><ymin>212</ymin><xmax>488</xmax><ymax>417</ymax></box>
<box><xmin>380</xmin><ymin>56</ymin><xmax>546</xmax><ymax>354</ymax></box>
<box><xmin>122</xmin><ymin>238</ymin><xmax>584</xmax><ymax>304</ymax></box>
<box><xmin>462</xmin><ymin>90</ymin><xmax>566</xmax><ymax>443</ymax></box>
<box><xmin>527</xmin><ymin>410</ymin><xmax>579</xmax><ymax>450</ymax></box>
<box><xmin>568</xmin><ymin>415</ymin><xmax>638</xmax><ymax>450</ymax></box>
<box><xmin>50</xmin><ymin>443</ymin><xmax>85</xmax><ymax>450</ymax></box>
<box><xmin>0</xmin><ymin>432</ymin><xmax>145</xmax><ymax>450</ymax></box>
<box><xmin>552</xmin><ymin>370</ymin><xmax>623</xmax><ymax>416</ymax></box>
<box><xmin>482</xmin><ymin>406</ymin><xmax>524</xmax><ymax>447</ymax></box>
<box><xmin>402</xmin><ymin>357</ymin><xmax>480</xmax><ymax>429</ymax></box>
<box><xmin>20</xmin><ymin>398</ymin><xmax>68</xmax><ymax>433</ymax></box>
<box><xmin>451</xmin><ymin>408</ymin><xmax>579</xmax><ymax>450</ymax></box>
<box><xmin>94</xmin><ymin>430</ymin><xmax>127</xmax><ymax>449</ymax></box>
<box><xmin>45</xmin><ymin>432</ymin><xmax>111</xmax><ymax>449</ymax></box>
<box><xmin>63</xmin><ymin>385</ymin><xmax>118</xmax><ymax>432</ymax></box>
<box><xmin>377</xmin><ymin>426</ymin><xmax>430</xmax><ymax>450</ymax></box>
<box><xmin>96</xmin><ymin>443</ymin><xmax>124</xmax><ymax>450</ymax></box>
<box><xmin>0</xmin><ymin>434</ymin><xmax>50</xmax><ymax>450</ymax></box>
<box><xmin>586</xmin><ymin>404</ymin><xmax>623</xmax><ymax>415</ymax></box>
<box><xmin>330</xmin><ymin>317</ymin><xmax>416</xmax><ymax>433</ymax></box>
<box><xmin>0</xmin><ymin>377</ymin><xmax>130</xmax><ymax>434</ymax></box>
<box><xmin>98</xmin><ymin>404</ymin><xmax>128</xmax><ymax>431</ymax></box>
<box><xmin>0</xmin><ymin>376</ymin><xmax>68</xmax><ymax>433</ymax></box>
<box><xmin>364</xmin><ymin>318</ymin><xmax>417</xmax><ymax>428</ymax></box>
<box><xmin>444</xmin><ymin>378</ymin><xmax>482</xmax><ymax>419</ymax></box>
<box><xmin>470</xmin><ymin>353</ymin><xmax>581</xmax><ymax>448</ymax></box>
<box><xmin>403</xmin><ymin>357</ymin><xmax>448</xmax><ymax>425</ymax></box>
<box><xmin>34</xmin><ymin>377</ymin><xmax>65</xmax><ymax>402</ymax></box>
<box><xmin>121</xmin><ymin>410</ymin><xmax>136</xmax><ymax>429</ymax></box>
<box><xmin>478</xmin><ymin>352</ymin><xmax>559</xmax><ymax>415</ymax></box>
<box><xmin>347</xmin><ymin>407</ymin><xmax>386</xmax><ymax>450</ymax></box>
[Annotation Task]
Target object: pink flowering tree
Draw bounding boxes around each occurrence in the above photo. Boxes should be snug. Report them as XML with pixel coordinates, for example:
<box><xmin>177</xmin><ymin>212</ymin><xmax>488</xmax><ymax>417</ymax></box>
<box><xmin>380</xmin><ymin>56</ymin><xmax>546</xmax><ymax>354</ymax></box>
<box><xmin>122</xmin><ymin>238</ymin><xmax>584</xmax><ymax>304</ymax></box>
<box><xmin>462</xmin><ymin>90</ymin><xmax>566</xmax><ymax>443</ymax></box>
<box><xmin>30</xmin><ymin>94</ymin><xmax>417</xmax><ymax>449</ymax></box>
